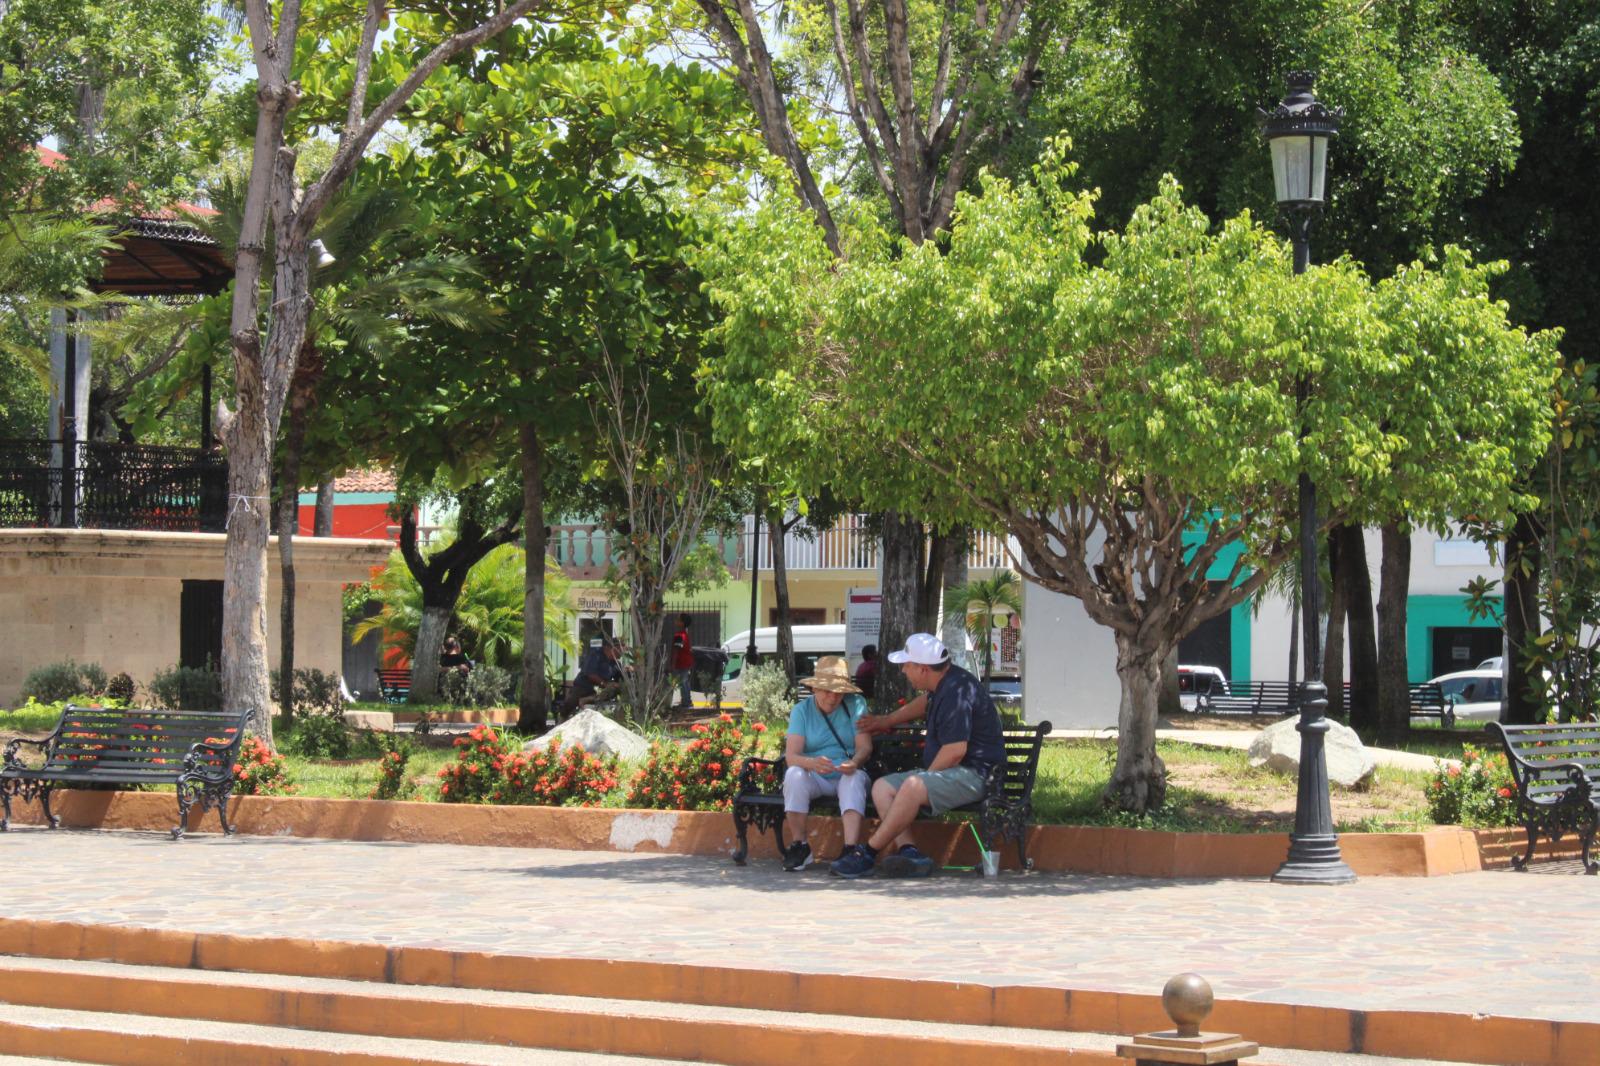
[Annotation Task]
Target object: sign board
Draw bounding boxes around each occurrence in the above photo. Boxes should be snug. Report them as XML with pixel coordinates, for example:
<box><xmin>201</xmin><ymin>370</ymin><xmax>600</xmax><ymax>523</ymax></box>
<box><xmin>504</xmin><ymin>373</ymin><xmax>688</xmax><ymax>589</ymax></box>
<box><xmin>845</xmin><ymin>587</ymin><xmax>881</xmax><ymax>664</ymax></box>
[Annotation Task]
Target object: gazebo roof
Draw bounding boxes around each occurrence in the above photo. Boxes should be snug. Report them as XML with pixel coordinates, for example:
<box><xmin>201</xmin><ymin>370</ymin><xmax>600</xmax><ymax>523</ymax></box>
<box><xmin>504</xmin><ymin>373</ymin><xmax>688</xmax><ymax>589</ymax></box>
<box><xmin>37</xmin><ymin>146</ymin><xmax>233</xmax><ymax>297</ymax></box>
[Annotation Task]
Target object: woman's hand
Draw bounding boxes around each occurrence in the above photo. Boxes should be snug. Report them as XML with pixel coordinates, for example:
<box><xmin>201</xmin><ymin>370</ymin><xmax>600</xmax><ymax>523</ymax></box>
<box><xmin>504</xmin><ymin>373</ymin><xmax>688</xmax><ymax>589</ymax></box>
<box><xmin>811</xmin><ymin>755</ymin><xmax>837</xmax><ymax>775</ymax></box>
<box><xmin>837</xmin><ymin>759</ymin><xmax>857</xmax><ymax>775</ymax></box>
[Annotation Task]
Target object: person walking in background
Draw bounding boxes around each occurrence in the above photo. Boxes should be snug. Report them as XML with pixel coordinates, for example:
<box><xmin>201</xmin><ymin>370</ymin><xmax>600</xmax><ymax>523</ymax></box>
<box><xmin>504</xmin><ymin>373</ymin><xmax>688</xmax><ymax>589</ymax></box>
<box><xmin>671</xmin><ymin>613</ymin><xmax>695</xmax><ymax>712</ymax></box>
<box><xmin>853</xmin><ymin>643</ymin><xmax>879</xmax><ymax>699</ymax></box>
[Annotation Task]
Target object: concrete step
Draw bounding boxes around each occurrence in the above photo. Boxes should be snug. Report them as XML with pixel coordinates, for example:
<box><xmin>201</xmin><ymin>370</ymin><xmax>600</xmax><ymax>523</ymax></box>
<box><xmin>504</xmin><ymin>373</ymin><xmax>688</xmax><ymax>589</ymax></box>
<box><xmin>0</xmin><ymin>954</ymin><xmax>1107</xmax><ymax>1066</ymax></box>
<box><xmin>0</xmin><ymin>1003</ymin><xmax>690</xmax><ymax>1066</ymax></box>
<box><xmin>0</xmin><ymin>954</ymin><xmax>1493</xmax><ymax>1066</ymax></box>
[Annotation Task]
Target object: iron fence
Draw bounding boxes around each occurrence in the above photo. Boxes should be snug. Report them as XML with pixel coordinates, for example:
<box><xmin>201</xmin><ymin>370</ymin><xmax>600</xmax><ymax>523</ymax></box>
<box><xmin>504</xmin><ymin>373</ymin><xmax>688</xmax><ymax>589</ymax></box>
<box><xmin>0</xmin><ymin>439</ymin><xmax>228</xmax><ymax>533</ymax></box>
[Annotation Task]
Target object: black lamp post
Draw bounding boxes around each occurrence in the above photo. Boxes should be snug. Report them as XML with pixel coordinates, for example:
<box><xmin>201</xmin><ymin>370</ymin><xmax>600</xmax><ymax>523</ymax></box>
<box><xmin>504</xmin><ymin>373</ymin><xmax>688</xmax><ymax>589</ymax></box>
<box><xmin>1260</xmin><ymin>71</ymin><xmax>1356</xmax><ymax>885</ymax></box>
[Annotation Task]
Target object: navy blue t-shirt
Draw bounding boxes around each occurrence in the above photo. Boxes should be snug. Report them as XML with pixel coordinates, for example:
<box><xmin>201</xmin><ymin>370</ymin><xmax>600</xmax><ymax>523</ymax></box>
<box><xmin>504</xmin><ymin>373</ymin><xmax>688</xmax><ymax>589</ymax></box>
<box><xmin>923</xmin><ymin>663</ymin><xmax>1006</xmax><ymax>771</ymax></box>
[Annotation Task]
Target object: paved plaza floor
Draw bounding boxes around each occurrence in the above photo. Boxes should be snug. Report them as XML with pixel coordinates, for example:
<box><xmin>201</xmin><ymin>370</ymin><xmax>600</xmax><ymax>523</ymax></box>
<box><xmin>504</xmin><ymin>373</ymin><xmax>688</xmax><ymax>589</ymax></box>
<box><xmin>1</xmin><ymin>828</ymin><xmax>1594</xmax><ymax>1027</ymax></box>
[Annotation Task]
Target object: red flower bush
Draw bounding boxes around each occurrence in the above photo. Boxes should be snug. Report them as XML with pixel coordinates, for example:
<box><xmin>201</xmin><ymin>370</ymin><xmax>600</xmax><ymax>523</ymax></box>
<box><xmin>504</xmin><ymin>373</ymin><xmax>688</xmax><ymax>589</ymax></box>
<box><xmin>233</xmin><ymin>735</ymin><xmax>295</xmax><ymax>796</ymax></box>
<box><xmin>1424</xmin><ymin>744</ymin><xmax>1517</xmax><ymax>827</ymax></box>
<box><xmin>436</xmin><ymin>726</ymin><xmax>619</xmax><ymax>807</ymax></box>
<box><xmin>625</xmin><ymin>713</ymin><xmax>774</xmax><ymax>812</ymax></box>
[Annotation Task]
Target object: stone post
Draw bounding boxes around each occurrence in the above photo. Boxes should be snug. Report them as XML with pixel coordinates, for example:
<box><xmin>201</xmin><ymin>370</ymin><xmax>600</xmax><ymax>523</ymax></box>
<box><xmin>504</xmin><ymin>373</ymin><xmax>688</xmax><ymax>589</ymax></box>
<box><xmin>1116</xmin><ymin>973</ymin><xmax>1258</xmax><ymax>1066</ymax></box>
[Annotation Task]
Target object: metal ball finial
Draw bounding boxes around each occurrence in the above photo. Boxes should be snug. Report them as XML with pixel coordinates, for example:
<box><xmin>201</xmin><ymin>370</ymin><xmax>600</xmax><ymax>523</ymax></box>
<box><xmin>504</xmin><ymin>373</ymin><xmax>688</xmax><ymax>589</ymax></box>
<box><xmin>1162</xmin><ymin>973</ymin><xmax>1214</xmax><ymax>1037</ymax></box>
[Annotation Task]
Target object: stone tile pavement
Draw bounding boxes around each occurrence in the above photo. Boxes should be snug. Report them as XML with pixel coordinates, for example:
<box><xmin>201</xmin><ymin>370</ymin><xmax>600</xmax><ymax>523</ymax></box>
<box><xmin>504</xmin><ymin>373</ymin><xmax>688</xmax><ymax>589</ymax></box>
<box><xmin>0</xmin><ymin>829</ymin><xmax>1593</xmax><ymax>1024</ymax></box>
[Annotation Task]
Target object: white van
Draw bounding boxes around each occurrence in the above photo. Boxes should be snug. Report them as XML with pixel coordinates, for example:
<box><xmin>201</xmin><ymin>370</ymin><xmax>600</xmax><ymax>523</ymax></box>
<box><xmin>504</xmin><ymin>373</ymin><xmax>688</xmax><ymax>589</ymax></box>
<box><xmin>720</xmin><ymin>625</ymin><xmax>847</xmax><ymax>698</ymax></box>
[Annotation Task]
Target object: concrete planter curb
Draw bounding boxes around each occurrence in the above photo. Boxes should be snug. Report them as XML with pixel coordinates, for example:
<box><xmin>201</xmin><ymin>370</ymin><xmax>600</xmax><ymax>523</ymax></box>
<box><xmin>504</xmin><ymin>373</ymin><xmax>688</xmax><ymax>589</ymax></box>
<box><xmin>7</xmin><ymin>789</ymin><xmax>1530</xmax><ymax>877</ymax></box>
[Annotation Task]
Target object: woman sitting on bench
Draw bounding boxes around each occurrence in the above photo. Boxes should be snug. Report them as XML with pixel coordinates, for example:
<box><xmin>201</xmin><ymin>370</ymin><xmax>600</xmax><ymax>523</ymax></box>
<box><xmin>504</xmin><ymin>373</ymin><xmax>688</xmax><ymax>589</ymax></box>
<box><xmin>779</xmin><ymin>657</ymin><xmax>873</xmax><ymax>872</ymax></box>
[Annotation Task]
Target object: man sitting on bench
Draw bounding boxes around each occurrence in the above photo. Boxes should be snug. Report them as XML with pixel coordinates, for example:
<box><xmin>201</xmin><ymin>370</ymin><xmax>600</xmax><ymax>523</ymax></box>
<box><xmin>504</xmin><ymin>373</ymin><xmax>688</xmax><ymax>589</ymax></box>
<box><xmin>559</xmin><ymin>638</ymin><xmax>623</xmax><ymax>718</ymax></box>
<box><xmin>831</xmin><ymin>633</ymin><xmax>1006</xmax><ymax>879</ymax></box>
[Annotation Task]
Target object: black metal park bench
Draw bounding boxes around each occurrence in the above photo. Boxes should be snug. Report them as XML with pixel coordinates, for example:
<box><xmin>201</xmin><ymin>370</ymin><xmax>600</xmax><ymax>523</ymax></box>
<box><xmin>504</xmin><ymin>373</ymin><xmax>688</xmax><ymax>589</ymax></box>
<box><xmin>1407</xmin><ymin>682</ymin><xmax>1452</xmax><ymax>727</ymax></box>
<box><xmin>1203</xmin><ymin>681</ymin><xmax>1305</xmax><ymax>716</ymax></box>
<box><xmin>1</xmin><ymin>705</ymin><xmax>248</xmax><ymax>839</ymax></box>
<box><xmin>731</xmin><ymin>719</ymin><xmax>1052</xmax><ymax>871</ymax></box>
<box><xmin>1488</xmin><ymin>720</ymin><xmax>1600</xmax><ymax>874</ymax></box>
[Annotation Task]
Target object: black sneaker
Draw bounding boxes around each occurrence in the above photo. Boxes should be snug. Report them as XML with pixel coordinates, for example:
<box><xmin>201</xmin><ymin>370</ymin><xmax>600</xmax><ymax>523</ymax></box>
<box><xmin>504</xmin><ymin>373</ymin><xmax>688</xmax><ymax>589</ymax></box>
<box><xmin>782</xmin><ymin>841</ymin><xmax>814</xmax><ymax>871</ymax></box>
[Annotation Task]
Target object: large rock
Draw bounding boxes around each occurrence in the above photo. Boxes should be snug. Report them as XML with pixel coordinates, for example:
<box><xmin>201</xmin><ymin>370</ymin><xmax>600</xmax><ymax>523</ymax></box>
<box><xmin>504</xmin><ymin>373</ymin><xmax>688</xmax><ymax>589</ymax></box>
<box><xmin>1247</xmin><ymin>716</ymin><xmax>1377</xmax><ymax>788</ymax></box>
<box><xmin>527</xmin><ymin>709</ymin><xmax>650</xmax><ymax>763</ymax></box>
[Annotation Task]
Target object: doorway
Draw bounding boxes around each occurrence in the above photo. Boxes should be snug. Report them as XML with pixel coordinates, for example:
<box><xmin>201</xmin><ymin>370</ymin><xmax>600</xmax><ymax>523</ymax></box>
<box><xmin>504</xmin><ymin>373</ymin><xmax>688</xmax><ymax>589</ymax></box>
<box><xmin>1431</xmin><ymin>626</ymin><xmax>1503</xmax><ymax>678</ymax></box>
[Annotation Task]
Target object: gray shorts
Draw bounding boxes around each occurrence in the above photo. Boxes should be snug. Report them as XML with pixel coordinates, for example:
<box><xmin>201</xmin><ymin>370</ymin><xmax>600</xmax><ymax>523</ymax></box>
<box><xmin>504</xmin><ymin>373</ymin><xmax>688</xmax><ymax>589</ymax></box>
<box><xmin>877</xmin><ymin>765</ymin><xmax>987</xmax><ymax>816</ymax></box>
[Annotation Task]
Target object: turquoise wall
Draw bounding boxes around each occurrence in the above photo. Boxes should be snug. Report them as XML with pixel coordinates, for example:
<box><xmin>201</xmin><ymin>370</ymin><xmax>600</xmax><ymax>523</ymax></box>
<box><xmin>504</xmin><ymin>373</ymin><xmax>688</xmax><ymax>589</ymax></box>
<box><xmin>1406</xmin><ymin>594</ymin><xmax>1501</xmax><ymax>683</ymax></box>
<box><xmin>1181</xmin><ymin>528</ymin><xmax>1254</xmax><ymax>682</ymax></box>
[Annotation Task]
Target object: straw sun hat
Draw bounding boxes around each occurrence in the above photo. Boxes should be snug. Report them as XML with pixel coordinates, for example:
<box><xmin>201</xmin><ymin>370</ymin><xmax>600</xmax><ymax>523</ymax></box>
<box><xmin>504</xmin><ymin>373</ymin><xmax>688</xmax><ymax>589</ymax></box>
<box><xmin>801</xmin><ymin>656</ymin><xmax>861</xmax><ymax>695</ymax></box>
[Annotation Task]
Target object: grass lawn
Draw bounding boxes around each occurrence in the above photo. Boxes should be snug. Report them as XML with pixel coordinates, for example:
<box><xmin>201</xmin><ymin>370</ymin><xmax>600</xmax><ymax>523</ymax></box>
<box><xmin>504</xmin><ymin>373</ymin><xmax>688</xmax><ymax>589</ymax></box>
<box><xmin>0</xmin><ymin>709</ymin><xmax>1439</xmax><ymax>833</ymax></box>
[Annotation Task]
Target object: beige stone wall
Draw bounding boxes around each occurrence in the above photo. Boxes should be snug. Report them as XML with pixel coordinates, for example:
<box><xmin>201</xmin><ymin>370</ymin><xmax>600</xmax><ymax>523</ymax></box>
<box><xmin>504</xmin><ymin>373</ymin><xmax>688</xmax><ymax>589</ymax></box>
<box><xmin>0</xmin><ymin>530</ymin><xmax>391</xmax><ymax>707</ymax></box>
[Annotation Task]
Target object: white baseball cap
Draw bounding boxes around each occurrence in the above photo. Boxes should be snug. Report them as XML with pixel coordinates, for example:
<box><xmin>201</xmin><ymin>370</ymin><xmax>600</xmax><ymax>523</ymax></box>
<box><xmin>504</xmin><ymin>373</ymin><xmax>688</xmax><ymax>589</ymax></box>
<box><xmin>887</xmin><ymin>633</ymin><xmax>950</xmax><ymax>665</ymax></box>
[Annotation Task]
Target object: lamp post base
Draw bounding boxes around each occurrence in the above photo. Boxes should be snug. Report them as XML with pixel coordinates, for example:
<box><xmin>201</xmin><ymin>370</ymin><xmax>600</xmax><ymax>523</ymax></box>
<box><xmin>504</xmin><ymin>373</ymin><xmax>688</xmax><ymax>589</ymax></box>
<box><xmin>1273</xmin><ymin>834</ymin><xmax>1357</xmax><ymax>884</ymax></box>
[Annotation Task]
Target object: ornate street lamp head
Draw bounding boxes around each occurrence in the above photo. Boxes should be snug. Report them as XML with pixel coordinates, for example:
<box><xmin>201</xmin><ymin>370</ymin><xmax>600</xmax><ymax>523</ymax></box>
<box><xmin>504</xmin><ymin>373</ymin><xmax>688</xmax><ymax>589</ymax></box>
<box><xmin>1259</xmin><ymin>71</ymin><xmax>1343</xmax><ymax>208</ymax></box>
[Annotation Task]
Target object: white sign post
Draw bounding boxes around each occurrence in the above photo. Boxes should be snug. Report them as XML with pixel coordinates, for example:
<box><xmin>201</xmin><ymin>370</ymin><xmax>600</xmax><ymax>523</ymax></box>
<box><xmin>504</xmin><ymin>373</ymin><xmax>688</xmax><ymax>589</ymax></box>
<box><xmin>845</xmin><ymin>587</ymin><xmax>881</xmax><ymax>666</ymax></box>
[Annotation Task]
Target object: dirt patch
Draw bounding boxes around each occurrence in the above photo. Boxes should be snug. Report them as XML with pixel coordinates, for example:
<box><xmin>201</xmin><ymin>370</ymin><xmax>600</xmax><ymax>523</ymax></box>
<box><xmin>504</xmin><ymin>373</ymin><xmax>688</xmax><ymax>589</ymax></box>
<box><xmin>1166</xmin><ymin>757</ymin><xmax>1430</xmax><ymax>831</ymax></box>
<box><xmin>1160</xmin><ymin>713</ymin><xmax>1292</xmax><ymax>732</ymax></box>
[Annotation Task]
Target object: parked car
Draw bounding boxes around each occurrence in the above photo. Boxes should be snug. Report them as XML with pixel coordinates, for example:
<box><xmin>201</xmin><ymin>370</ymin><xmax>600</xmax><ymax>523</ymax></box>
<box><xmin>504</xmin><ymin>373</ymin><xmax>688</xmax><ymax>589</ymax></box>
<box><xmin>1426</xmin><ymin>668</ymin><xmax>1505</xmax><ymax>724</ymax></box>
<box><xmin>719</xmin><ymin>625</ymin><xmax>847</xmax><ymax>698</ymax></box>
<box><xmin>1178</xmin><ymin>664</ymin><xmax>1228</xmax><ymax>711</ymax></box>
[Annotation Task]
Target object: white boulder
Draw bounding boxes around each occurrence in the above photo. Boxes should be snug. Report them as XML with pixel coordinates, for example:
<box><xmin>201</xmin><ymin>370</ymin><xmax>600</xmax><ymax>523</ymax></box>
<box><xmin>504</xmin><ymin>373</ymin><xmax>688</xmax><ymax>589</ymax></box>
<box><xmin>1247</xmin><ymin>716</ymin><xmax>1377</xmax><ymax>788</ymax></box>
<box><xmin>527</xmin><ymin>708</ymin><xmax>650</xmax><ymax>763</ymax></box>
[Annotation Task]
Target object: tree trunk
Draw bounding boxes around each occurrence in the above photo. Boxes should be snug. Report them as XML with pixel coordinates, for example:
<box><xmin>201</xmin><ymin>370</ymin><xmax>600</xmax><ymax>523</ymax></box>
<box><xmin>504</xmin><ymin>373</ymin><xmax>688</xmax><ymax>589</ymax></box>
<box><xmin>518</xmin><ymin>424</ymin><xmax>549</xmax><ymax>733</ymax></box>
<box><xmin>1339</xmin><ymin>523</ymin><xmax>1379</xmax><ymax>733</ymax></box>
<box><xmin>770</xmin><ymin>506</ymin><xmax>795</xmax><ymax>685</ymax></box>
<box><xmin>276</xmin><ymin>397</ymin><xmax>310</xmax><ymax>724</ymax></box>
<box><xmin>1105</xmin><ymin>633</ymin><xmax>1168</xmax><ymax>813</ymax></box>
<box><xmin>314</xmin><ymin>480</ymin><xmax>334</xmax><ymax>536</ymax></box>
<box><xmin>916</xmin><ymin>529</ymin><xmax>949</xmax><ymax>634</ymax></box>
<box><xmin>1376</xmin><ymin>523</ymin><xmax>1412</xmax><ymax>744</ymax></box>
<box><xmin>1503</xmin><ymin>511</ymin><xmax>1543</xmax><ymax>725</ymax></box>
<box><xmin>222</xmin><ymin>355</ymin><xmax>276</xmax><ymax>743</ymax></box>
<box><xmin>411</xmin><ymin>602</ymin><xmax>451</xmax><ymax>703</ymax></box>
<box><xmin>878</xmin><ymin>511</ymin><xmax>922</xmax><ymax>706</ymax></box>
<box><xmin>1158</xmin><ymin>646</ymin><xmax>1181</xmax><ymax>718</ymax></box>
<box><xmin>1323</xmin><ymin>529</ymin><xmax>1347</xmax><ymax>717</ymax></box>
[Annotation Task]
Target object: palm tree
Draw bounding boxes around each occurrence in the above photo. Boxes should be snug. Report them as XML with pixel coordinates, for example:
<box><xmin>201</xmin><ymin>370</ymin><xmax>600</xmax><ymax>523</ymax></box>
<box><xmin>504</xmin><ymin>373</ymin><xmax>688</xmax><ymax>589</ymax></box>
<box><xmin>943</xmin><ymin>570</ymin><xmax>1023</xmax><ymax>681</ymax></box>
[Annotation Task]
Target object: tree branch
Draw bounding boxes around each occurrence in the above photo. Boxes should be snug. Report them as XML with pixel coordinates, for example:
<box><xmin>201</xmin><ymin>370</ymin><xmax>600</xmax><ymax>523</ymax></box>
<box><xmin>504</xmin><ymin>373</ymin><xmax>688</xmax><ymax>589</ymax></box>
<box><xmin>297</xmin><ymin>0</ymin><xmax>542</xmax><ymax>236</ymax></box>
<box><xmin>825</xmin><ymin>0</ymin><xmax>900</xmax><ymax>213</ymax></box>
<box><xmin>345</xmin><ymin>0</ymin><xmax>386</xmax><ymax>134</ymax></box>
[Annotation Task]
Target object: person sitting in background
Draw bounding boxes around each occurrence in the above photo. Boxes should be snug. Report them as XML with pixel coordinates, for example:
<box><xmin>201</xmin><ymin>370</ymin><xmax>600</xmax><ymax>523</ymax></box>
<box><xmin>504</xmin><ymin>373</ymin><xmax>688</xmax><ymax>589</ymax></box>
<box><xmin>853</xmin><ymin>643</ymin><xmax>879</xmax><ymax>699</ymax></box>
<box><xmin>559</xmin><ymin>638</ymin><xmax>623</xmax><ymax>717</ymax></box>
<box><xmin>440</xmin><ymin>636</ymin><xmax>472</xmax><ymax>677</ymax></box>
<box><xmin>779</xmin><ymin>657</ymin><xmax>873</xmax><ymax>872</ymax></box>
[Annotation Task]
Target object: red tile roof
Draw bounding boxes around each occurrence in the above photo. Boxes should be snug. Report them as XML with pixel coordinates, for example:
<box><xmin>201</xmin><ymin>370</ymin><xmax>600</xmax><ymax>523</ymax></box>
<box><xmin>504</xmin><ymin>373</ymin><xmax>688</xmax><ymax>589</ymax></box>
<box><xmin>332</xmin><ymin>468</ymin><xmax>397</xmax><ymax>493</ymax></box>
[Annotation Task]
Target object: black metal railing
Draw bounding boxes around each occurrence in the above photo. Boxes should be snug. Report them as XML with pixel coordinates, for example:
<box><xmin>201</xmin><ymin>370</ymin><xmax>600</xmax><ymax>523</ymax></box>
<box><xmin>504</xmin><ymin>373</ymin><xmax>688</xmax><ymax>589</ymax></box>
<box><xmin>0</xmin><ymin>439</ymin><xmax>228</xmax><ymax>533</ymax></box>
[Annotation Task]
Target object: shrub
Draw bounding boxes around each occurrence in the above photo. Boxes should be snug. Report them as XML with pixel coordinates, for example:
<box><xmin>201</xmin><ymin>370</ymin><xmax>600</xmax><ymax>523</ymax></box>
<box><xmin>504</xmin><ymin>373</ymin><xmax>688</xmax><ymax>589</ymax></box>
<box><xmin>233</xmin><ymin>736</ymin><xmax>296</xmax><ymax>796</ymax></box>
<box><xmin>106</xmin><ymin>672</ymin><xmax>137</xmax><ymax>704</ymax></box>
<box><xmin>369</xmin><ymin>732</ymin><xmax>414</xmax><ymax>800</ymax></box>
<box><xmin>21</xmin><ymin>660</ymin><xmax>108</xmax><ymax>703</ymax></box>
<box><xmin>740</xmin><ymin>660</ymin><xmax>793</xmax><ymax>724</ymax></box>
<box><xmin>149</xmin><ymin>662</ymin><xmax>222</xmax><ymax>710</ymax></box>
<box><xmin>440</xmin><ymin>664</ymin><xmax>513</xmax><ymax>708</ymax></box>
<box><xmin>1424</xmin><ymin>744</ymin><xmax>1518</xmax><ymax>828</ymax></box>
<box><xmin>283</xmin><ymin>711</ymin><xmax>351</xmax><ymax>759</ymax></box>
<box><xmin>436</xmin><ymin>725</ymin><xmax>620</xmax><ymax>807</ymax></box>
<box><xmin>271</xmin><ymin>668</ymin><xmax>347</xmax><ymax>715</ymax></box>
<box><xmin>626</xmin><ymin>713</ymin><xmax>771</xmax><ymax>812</ymax></box>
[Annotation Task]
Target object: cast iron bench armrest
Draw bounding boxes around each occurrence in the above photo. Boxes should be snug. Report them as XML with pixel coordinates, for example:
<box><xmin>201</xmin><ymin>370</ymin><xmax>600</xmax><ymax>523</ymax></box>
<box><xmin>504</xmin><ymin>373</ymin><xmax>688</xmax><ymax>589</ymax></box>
<box><xmin>736</xmin><ymin>756</ymin><xmax>786</xmax><ymax>795</ymax></box>
<box><xmin>2</xmin><ymin>734</ymin><xmax>54</xmax><ymax>772</ymax></box>
<box><xmin>181</xmin><ymin>738</ymin><xmax>242</xmax><ymax>781</ymax></box>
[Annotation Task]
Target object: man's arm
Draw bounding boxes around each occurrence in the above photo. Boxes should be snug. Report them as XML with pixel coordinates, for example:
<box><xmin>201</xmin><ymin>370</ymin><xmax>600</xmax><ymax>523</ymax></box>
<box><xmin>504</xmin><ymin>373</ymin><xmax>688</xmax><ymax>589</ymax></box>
<box><xmin>857</xmin><ymin>691</ymin><xmax>929</xmax><ymax>734</ymax></box>
<box><xmin>925</xmin><ymin>740</ymin><xmax>966</xmax><ymax>772</ymax></box>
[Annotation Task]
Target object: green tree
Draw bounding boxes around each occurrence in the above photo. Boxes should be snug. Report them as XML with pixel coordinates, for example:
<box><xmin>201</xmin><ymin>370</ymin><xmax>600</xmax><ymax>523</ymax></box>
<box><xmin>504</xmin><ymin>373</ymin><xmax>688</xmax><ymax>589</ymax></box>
<box><xmin>705</xmin><ymin>154</ymin><xmax>1556</xmax><ymax>811</ymax></box>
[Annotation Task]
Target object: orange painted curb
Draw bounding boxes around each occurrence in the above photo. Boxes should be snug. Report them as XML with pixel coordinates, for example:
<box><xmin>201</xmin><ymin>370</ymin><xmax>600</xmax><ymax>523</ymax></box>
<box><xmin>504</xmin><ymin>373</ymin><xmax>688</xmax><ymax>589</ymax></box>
<box><xmin>0</xmin><ymin>918</ymin><xmax>1592</xmax><ymax>1066</ymax></box>
<box><xmin>6</xmin><ymin>788</ymin><xmax>1504</xmax><ymax>878</ymax></box>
